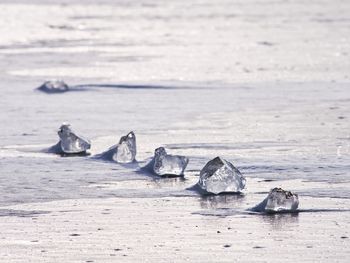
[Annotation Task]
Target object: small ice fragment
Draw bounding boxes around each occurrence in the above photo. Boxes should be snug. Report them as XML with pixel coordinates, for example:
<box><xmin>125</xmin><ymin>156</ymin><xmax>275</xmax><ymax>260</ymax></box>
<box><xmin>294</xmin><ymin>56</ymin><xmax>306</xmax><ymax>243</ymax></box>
<box><xmin>197</xmin><ymin>157</ymin><xmax>246</xmax><ymax>194</ymax></box>
<box><xmin>113</xmin><ymin>131</ymin><xmax>136</xmax><ymax>163</ymax></box>
<box><xmin>109</xmin><ymin>131</ymin><xmax>137</xmax><ymax>163</ymax></box>
<box><xmin>254</xmin><ymin>188</ymin><xmax>299</xmax><ymax>213</ymax></box>
<box><xmin>37</xmin><ymin>80</ymin><xmax>69</xmax><ymax>93</ymax></box>
<box><xmin>153</xmin><ymin>147</ymin><xmax>189</xmax><ymax>176</ymax></box>
<box><xmin>57</xmin><ymin>123</ymin><xmax>91</xmax><ymax>154</ymax></box>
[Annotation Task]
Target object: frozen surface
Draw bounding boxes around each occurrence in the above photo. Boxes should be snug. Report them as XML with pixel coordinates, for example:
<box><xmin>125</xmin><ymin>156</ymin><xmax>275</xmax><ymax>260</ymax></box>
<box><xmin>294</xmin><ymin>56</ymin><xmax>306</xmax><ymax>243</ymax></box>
<box><xmin>253</xmin><ymin>187</ymin><xmax>299</xmax><ymax>213</ymax></box>
<box><xmin>56</xmin><ymin>123</ymin><xmax>91</xmax><ymax>154</ymax></box>
<box><xmin>152</xmin><ymin>147</ymin><xmax>189</xmax><ymax>176</ymax></box>
<box><xmin>198</xmin><ymin>157</ymin><xmax>246</xmax><ymax>194</ymax></box>
<box><xmin>0</xmin><ymin>0</ymin><xmax>349</xmax><ymax>261</ymax></box>
<box><xmin>0</xmin><ymin>0</ymin><xmax>348</xmax><ymax>210</ymax></box>
<box><xmin>0</xmin><ymin>196</ymin><xmax>348</xmax><ymax>263</ymax></box>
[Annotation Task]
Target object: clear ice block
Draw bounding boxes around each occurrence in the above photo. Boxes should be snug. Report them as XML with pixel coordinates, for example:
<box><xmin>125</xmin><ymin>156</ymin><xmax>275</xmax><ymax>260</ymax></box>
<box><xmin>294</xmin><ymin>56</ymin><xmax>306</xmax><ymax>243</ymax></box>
<box><xmin>57</xmin><ymin>123</ymin><xmax>91</xmax><ymax>154</ymax></box>
<box><xmin>38</xmin><ymin>80</ymin><xmax>69</xmax><ymax>93</ymax></box>
<box><xmin>197</xmin><ymin>157</ymin><xmax>246</xmax><ymax>194</ymax></box>
<box><xmin>259</xmin><ymin>188</ymin><xmax>299</xmax><ymax>213</ymax></box>
<box><xmin>153</xmin><ymin>147</ymin><xmax>189</xmax><ymax>176</ymax></box>
<box><xmin>112</xmin><ymin>131</ymin><xmax>137</xmax><ymax>163</ymax></box>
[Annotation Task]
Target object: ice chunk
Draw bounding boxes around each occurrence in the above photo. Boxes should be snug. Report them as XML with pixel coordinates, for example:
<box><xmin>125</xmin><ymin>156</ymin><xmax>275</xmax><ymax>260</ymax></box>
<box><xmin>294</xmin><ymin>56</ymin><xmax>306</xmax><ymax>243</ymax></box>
<box><xmin>153</xmin><ymin>147</ymin><xmax>188</xmax><ymax>176</ymax></box>
<box><xmin>197</xmin><ymin>157</ymin><xmax>246</xmax><ymax>194</ymax></box>
<box><xmin>114</xmin><ymin>131</ymin><xmax>136</xmax><ymax>163</ymax></box>
<box><xmin>99</xmin><ymin>131</ymin><xmax>137</xmax><ymax>163</ymax></box>
<box><xmin>57</xmin><ymin>123</ymin><xmax>91</xmax><ymax>154</ymax></box>
<box><xmin>37</xmin><ymin>80</ymin><xmax>69</xmax><ymax>93</ymax></box>
<box><xmin>253</xmin><ymin>188</ymin><xmax>299</xmax><ymax>213</ymax></box>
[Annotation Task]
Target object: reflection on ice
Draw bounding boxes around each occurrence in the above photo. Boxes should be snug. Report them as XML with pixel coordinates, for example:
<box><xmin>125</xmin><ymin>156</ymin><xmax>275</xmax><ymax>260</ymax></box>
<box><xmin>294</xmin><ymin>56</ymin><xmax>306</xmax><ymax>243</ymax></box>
<box><xmin>199</xmin><ymin>194</ymin><xmax>245</xmax><ymax>209</ymax></box>
<box><xmin>151</xmin><ymin>176</ymin><xmax>187</xmax><ymax>188</ymax></box>
<box><xmin>260</xmin><ymin>213</ymin><xmax>299</xmax><ymax>230</ymax></box>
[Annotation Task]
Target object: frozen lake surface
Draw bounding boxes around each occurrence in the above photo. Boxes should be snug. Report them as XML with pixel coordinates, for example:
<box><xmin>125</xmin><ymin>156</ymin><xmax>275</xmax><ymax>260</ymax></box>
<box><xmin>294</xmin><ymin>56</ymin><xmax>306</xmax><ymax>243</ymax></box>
<box><xmin>0</xmin><ymin>0</ymin><xmax>349</xmax><ymax>261</ymax></box>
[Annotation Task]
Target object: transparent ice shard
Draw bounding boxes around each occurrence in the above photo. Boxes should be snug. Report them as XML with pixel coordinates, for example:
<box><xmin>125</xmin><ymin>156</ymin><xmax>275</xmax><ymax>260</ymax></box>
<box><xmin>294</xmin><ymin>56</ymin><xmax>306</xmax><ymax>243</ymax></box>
<box><xmin>96</xmin><ymin>132</ymin><xmax>136</xmax><ymax>163</ymax></box>
<box><xmin>57</xmin><ymin>123</ymin><xmax>91</xmax><ymax>154</ymax></box>
<box><xmin>37</xmin><ymin>80</ymin><xmax>69</xmax><ymax>93</ymax></box>
<box><xmin>113</xmin><ymin>131</ymin><xmax>137</xmax><ymax>163</ymax></box>
<box><xmin>255</xmin><ymin>188</ymin><xmax>299</xmax><ymax>213</ymax></box>
<box><xmin>153</xmin><ymin>147</ymin><xmax>189</xmax><ymax>176</ymax></box>
<box><xmin>197</xmin><ymin>157</ymin><xmax>246</xmax><ymax>194</ymax></box>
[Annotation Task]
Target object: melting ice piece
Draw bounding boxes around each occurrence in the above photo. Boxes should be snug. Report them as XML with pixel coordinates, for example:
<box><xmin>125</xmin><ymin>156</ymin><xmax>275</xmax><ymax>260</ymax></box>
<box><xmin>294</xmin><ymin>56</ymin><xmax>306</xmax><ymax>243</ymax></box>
<box><xmin>57</xmin><ymin>123</ymin><xmax>91</xmax><ymax>154</ymax></box>
<box><xmin>153</xmin><ymin>147</ymin><xmax>189</xmax><ymax>176</ymax></box>
<box><xmin>197</xmin><ymin>157</ymin><xmax>246</xmax><ymax>194</ymax></box>
<box><xmin>113</xmin><ymin>131</ymin><xmax>137</xmax><ymax>163</ymax></box>
<box><xmin>37</xmin><ymin>80</ymin><xmax>69</xmax><ymax>93</ymax></box>
<box><xmin>100</xmin><ymin>131</ymin><xmax>137</xmax><ymax>163</ymax></box>
<box><xmin>253</xmin><ymin>188</ymin><xmax>299</xmax><ymax>213</ymax></box>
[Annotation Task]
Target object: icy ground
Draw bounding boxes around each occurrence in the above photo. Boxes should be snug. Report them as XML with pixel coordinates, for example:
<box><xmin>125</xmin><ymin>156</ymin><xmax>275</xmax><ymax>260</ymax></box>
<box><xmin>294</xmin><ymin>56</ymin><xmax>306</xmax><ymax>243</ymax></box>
<box><xmin>0</xmin><ymin>0</ymin><xmax>349</xmax><ymax>261</ymax></box>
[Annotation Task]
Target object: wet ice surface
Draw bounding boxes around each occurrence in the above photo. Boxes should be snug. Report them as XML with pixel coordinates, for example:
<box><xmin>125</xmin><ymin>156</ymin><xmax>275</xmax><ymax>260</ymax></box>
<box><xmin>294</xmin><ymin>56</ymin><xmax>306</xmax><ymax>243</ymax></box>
<box><xmin>0</xmin><ymin>209</ymin><xmax>50</xmax><ymax>218</ymax></box>
<box><xmin>0</xmin><ymin>0</ymin><xmax>349</xmax><ymax>215</ymax></box>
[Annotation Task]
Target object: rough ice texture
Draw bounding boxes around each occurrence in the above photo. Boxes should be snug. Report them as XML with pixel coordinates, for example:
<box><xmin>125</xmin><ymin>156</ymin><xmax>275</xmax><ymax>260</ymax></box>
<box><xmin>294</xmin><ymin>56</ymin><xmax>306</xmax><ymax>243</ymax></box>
<box><xmin>253</xmin><ymin>188</ymin><xmax>299</xmax><ymax>213</ymax></box>
<box><xmin>37</xmin><ymin>80</ymin><xmax>69</xmax><ymax>93</ymax></box>
<box><xmin>153</xmin><ymin>147</ymin><xmax>189</xmax><ymax>176</ymax></box>
<box><xmin>57</xmin><ymin>124</ymin><xmax>91</xmax><ymax>154</ymax></box>
<box><xmin>98</xmin><ymin>132</ymin><xmax>136</xmax><ymax>163</ymax></box>
<box><xmin>197</xmin><ymin>157</ymin><xmax>246</xmax><ymax>194</ymax></box>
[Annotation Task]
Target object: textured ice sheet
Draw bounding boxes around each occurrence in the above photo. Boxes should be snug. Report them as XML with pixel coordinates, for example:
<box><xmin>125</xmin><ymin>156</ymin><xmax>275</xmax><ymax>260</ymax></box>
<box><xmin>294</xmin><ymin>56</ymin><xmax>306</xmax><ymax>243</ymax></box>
<box><xmin>0</xmin><ymin>196</ymin><xmax>349</xmax><ymax>262</ymax></box>
<box><xmin>0</xmin><ymin>0</ymin><xmax>348</xmax><ymax>210</ymax></box>
<box><xmin>1</xmin><ymin>0</ymin><xmax>350</xmax><ymax>83</ymax></box>
<box><xmin>0</xmin><ymin>2</ymin><xmax>349</xmax><ymax>261</ymax></box>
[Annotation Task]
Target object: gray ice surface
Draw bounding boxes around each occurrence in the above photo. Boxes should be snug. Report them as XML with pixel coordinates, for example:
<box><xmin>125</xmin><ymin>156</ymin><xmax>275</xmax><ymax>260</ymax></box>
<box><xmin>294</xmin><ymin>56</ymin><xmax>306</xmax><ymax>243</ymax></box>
<box><xmin>0</xmin><ymin>0</ymin><xmax>349</xmax><ymax>207</ymax></box>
